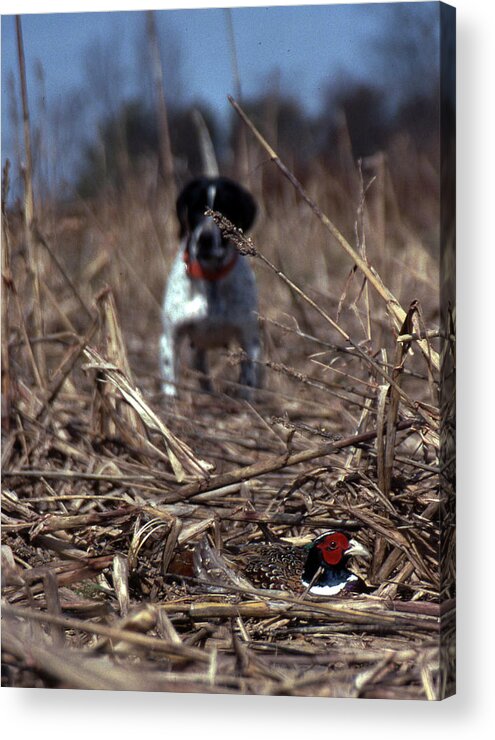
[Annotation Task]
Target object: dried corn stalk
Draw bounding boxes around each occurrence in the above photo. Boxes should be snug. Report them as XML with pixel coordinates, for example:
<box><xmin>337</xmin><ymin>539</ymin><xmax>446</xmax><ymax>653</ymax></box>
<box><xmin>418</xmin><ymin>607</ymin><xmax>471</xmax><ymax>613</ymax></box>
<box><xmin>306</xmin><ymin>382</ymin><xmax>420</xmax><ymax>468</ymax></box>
<box><xmin>83</xmin><ymin>345</ymin><xmax>213</xmax><ymax>482</ymax></box>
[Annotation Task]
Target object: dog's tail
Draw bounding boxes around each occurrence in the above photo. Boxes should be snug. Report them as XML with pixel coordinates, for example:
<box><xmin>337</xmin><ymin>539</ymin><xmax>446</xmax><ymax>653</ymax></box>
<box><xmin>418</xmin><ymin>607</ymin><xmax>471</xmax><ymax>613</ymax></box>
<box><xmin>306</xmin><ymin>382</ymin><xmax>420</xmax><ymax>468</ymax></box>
<box><xmin>192</xmin><ymin>109</ymin><xmax>219</xmax><ymax>177</ymax></box>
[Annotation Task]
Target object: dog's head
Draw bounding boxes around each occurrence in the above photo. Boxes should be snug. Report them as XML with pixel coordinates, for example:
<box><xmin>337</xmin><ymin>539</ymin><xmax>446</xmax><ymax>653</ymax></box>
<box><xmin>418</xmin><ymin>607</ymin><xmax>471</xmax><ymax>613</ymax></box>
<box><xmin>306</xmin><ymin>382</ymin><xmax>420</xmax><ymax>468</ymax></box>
<box><xmin>177</xmin><ymin>176</ymin><xmax>257</xmax><ymax>273</ymax></box>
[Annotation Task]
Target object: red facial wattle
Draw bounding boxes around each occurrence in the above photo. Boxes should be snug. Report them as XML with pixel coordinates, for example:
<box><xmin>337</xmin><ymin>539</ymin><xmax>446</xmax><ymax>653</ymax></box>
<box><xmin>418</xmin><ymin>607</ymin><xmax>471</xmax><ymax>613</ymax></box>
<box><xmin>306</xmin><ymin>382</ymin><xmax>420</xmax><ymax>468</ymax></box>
<box><xmin>316</xmin><ymin>532</ymin><xmax>350</xmax><ymax>565</ymax></box>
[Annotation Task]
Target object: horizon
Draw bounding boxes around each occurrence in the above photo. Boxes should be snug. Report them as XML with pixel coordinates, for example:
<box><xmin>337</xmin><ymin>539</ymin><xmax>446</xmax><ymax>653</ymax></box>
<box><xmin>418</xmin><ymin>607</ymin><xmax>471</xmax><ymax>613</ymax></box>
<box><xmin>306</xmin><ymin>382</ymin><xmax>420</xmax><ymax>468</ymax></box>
<box><xmin>1</xmin><ymin>2</ymin><xmax>440</xmax><ymax>197</ymax></box>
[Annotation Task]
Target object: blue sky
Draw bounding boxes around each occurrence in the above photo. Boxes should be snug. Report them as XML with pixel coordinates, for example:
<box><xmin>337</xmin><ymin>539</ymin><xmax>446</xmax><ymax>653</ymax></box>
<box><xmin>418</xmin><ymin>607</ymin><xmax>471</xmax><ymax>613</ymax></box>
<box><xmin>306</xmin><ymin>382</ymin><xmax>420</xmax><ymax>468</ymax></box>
<box><xmin>1</xmin><ymin>2</ymin><xmax>439</xmax><ymax>189</ymax></box>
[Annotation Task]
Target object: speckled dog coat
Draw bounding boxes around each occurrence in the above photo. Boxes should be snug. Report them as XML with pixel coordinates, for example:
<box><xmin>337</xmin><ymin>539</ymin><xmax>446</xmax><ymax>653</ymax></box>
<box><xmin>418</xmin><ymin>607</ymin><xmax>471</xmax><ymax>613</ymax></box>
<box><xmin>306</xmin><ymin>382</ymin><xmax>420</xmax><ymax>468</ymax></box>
<box><xmin>160</xmin><ymin>177</ymin><xmax>260</xmax><ymax>397</ymax></box>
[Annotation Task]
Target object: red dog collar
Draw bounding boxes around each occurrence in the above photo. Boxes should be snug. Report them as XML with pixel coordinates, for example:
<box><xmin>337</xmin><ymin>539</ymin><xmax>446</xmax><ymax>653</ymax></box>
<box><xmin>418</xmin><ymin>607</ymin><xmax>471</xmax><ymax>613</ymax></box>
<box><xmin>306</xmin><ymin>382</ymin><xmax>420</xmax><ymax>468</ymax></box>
<box><xmin>183</xmin><ymin>250</ymin><xmax>238</xmax><ymax>281</ymax></box>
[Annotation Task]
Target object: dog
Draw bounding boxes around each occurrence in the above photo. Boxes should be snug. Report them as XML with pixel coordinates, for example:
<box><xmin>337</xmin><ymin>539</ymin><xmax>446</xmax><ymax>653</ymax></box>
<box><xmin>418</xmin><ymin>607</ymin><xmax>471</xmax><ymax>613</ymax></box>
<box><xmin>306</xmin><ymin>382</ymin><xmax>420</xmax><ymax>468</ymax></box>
<box><xmin>160</xmin><ymin>176</ymin><xmax>260</xmax><ymax>397</ymax></box>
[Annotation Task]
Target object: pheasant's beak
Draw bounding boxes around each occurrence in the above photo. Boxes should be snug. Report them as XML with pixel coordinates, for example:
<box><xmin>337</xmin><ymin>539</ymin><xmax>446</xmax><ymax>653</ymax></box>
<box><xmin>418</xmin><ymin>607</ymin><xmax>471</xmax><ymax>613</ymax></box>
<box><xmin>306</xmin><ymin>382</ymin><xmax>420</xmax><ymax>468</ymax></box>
<box><xmin>345</xmin><ymin>539</ymin><xmax>371</xmax><ymax>559</ymax></box>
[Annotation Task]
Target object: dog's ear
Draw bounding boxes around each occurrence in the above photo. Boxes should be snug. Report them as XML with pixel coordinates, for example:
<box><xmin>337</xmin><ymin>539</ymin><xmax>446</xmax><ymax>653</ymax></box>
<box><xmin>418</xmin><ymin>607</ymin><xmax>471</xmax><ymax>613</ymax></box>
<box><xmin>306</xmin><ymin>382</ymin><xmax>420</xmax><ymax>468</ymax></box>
<box><xmin>215</xmin><ymin>177</ymin><xmax>257</xmax><ymax>233</ymax></box>
<box><xmin>233</xmin><ymin>186</ymin><xmax>257</xmax><ymax>233</ymax></box>
<box><xmin>176</xmin><ymin>178</ymin><xmax>209</xmax><ymax>238</ymax></box>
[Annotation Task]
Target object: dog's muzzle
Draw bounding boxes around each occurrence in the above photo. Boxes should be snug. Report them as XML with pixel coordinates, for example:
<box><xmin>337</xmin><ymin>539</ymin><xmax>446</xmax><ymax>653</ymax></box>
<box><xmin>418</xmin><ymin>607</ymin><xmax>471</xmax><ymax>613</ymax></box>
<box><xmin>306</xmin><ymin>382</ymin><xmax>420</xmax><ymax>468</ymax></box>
<box><xmin>184</xmin><ymin>219</ymin><xmax>238</xmax><ymax>281</ymax></box>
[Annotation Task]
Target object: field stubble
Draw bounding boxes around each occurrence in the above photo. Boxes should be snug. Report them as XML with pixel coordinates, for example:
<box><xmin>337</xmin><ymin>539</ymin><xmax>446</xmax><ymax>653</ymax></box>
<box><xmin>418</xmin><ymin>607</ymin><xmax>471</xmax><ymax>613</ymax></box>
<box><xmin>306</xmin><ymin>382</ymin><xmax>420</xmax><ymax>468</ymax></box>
<box><xmin>1</xmin><ymin>125</ymin><xmax>455</xmax><ymax>698</ymax></box>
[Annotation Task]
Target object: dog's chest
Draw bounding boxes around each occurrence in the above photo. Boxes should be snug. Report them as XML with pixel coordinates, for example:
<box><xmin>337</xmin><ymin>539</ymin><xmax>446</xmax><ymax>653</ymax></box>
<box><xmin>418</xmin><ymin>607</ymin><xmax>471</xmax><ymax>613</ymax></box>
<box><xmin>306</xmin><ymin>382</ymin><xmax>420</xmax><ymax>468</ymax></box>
<box><xmin>185</xmin><ymin>282</ymin><xmax>242</xmax><ymax>348</ymax></box>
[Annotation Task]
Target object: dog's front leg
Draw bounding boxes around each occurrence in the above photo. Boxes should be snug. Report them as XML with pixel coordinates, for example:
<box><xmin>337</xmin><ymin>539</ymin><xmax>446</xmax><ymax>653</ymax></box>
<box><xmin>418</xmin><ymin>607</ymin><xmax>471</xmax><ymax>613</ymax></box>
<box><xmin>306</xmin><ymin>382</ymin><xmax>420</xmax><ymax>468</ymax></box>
<box><xmin>239</xmin><ymin>324</ymin><xmax>261</xmax><ymax>398</ymax></box>
<box><xmin>160</xmin><ymin>318</ymin><xmax>178</xmax><ymax>396</ymax></box>
<box><xmin>192</xmin><ymin>346</ymin><xmax>213</xmax><ymax>393</ymax></box>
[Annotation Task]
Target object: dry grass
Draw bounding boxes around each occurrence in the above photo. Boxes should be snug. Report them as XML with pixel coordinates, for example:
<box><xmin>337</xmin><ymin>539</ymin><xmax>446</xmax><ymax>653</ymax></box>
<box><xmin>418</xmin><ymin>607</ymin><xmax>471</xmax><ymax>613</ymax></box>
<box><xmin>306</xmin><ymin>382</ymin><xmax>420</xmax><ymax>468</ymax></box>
<box><xmin>1</xmin><ymin>105</ymin><xmax>455</xmax><ymax>699</ymax></box>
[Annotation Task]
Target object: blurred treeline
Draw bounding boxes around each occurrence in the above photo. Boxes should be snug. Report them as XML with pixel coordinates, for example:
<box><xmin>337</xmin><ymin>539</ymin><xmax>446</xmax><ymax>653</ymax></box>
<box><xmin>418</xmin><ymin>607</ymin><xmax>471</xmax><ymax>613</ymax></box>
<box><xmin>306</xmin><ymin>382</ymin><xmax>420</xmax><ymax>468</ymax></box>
<box><xmin>74</xmin><ymin>80</ymin><xmax>440</xmax><ymax>195</ymax></box>
<box><xmin>4</xmin><ymin>6</ymin><xmax>449</xmax><ymax>243</ymax></box>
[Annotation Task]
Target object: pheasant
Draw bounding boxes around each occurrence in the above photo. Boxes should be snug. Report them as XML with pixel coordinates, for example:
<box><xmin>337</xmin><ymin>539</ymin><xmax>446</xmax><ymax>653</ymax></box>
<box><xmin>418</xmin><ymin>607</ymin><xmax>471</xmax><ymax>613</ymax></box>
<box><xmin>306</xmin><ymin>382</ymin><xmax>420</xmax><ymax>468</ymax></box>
<box><xmin>193</xmin><ymin>530</ymin><xmax>371</xmax><ymax>597</ymax></box>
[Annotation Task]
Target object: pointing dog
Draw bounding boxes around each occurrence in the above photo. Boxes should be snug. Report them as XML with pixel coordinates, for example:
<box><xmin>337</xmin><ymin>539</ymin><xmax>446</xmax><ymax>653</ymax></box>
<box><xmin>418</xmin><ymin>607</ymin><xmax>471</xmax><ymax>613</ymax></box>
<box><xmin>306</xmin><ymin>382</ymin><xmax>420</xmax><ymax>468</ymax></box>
<box><xmin>160</xmin><ymin>176</ymin><xmax>260</xmax><ymax>397</ymax></box>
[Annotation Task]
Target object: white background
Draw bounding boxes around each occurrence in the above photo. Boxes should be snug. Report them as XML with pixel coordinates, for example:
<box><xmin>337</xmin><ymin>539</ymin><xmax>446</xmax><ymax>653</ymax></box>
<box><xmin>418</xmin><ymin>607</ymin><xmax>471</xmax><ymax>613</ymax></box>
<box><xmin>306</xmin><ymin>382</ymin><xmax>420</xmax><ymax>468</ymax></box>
<box><xmin>1</xmin><ymin>0</ymin><xmax>494</xmax><ymax>737</ymax></box>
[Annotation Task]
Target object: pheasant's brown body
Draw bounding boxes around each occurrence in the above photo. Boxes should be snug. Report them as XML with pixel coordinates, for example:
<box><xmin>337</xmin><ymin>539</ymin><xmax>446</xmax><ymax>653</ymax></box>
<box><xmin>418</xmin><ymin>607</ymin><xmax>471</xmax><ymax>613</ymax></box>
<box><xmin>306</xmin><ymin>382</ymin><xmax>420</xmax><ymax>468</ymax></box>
<box><xmin>229</xmin><ymin>543</ymin><xmax>308</xmax><ymax>591</ymax></box>
<box><xmin>193</xmin><ymin>531</ymin><xmax>371</xmax><ymax>597</ymax></box>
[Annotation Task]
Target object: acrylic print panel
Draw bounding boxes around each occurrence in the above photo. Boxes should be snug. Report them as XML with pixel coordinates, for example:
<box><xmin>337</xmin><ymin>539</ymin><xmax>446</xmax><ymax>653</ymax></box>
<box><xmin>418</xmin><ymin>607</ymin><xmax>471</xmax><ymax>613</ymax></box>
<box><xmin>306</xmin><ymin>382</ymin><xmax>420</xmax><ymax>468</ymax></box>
<box><xmin>1</xmin><ymin>1</ymin><xmax>455</xmax><ymax>699</ymax></box>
